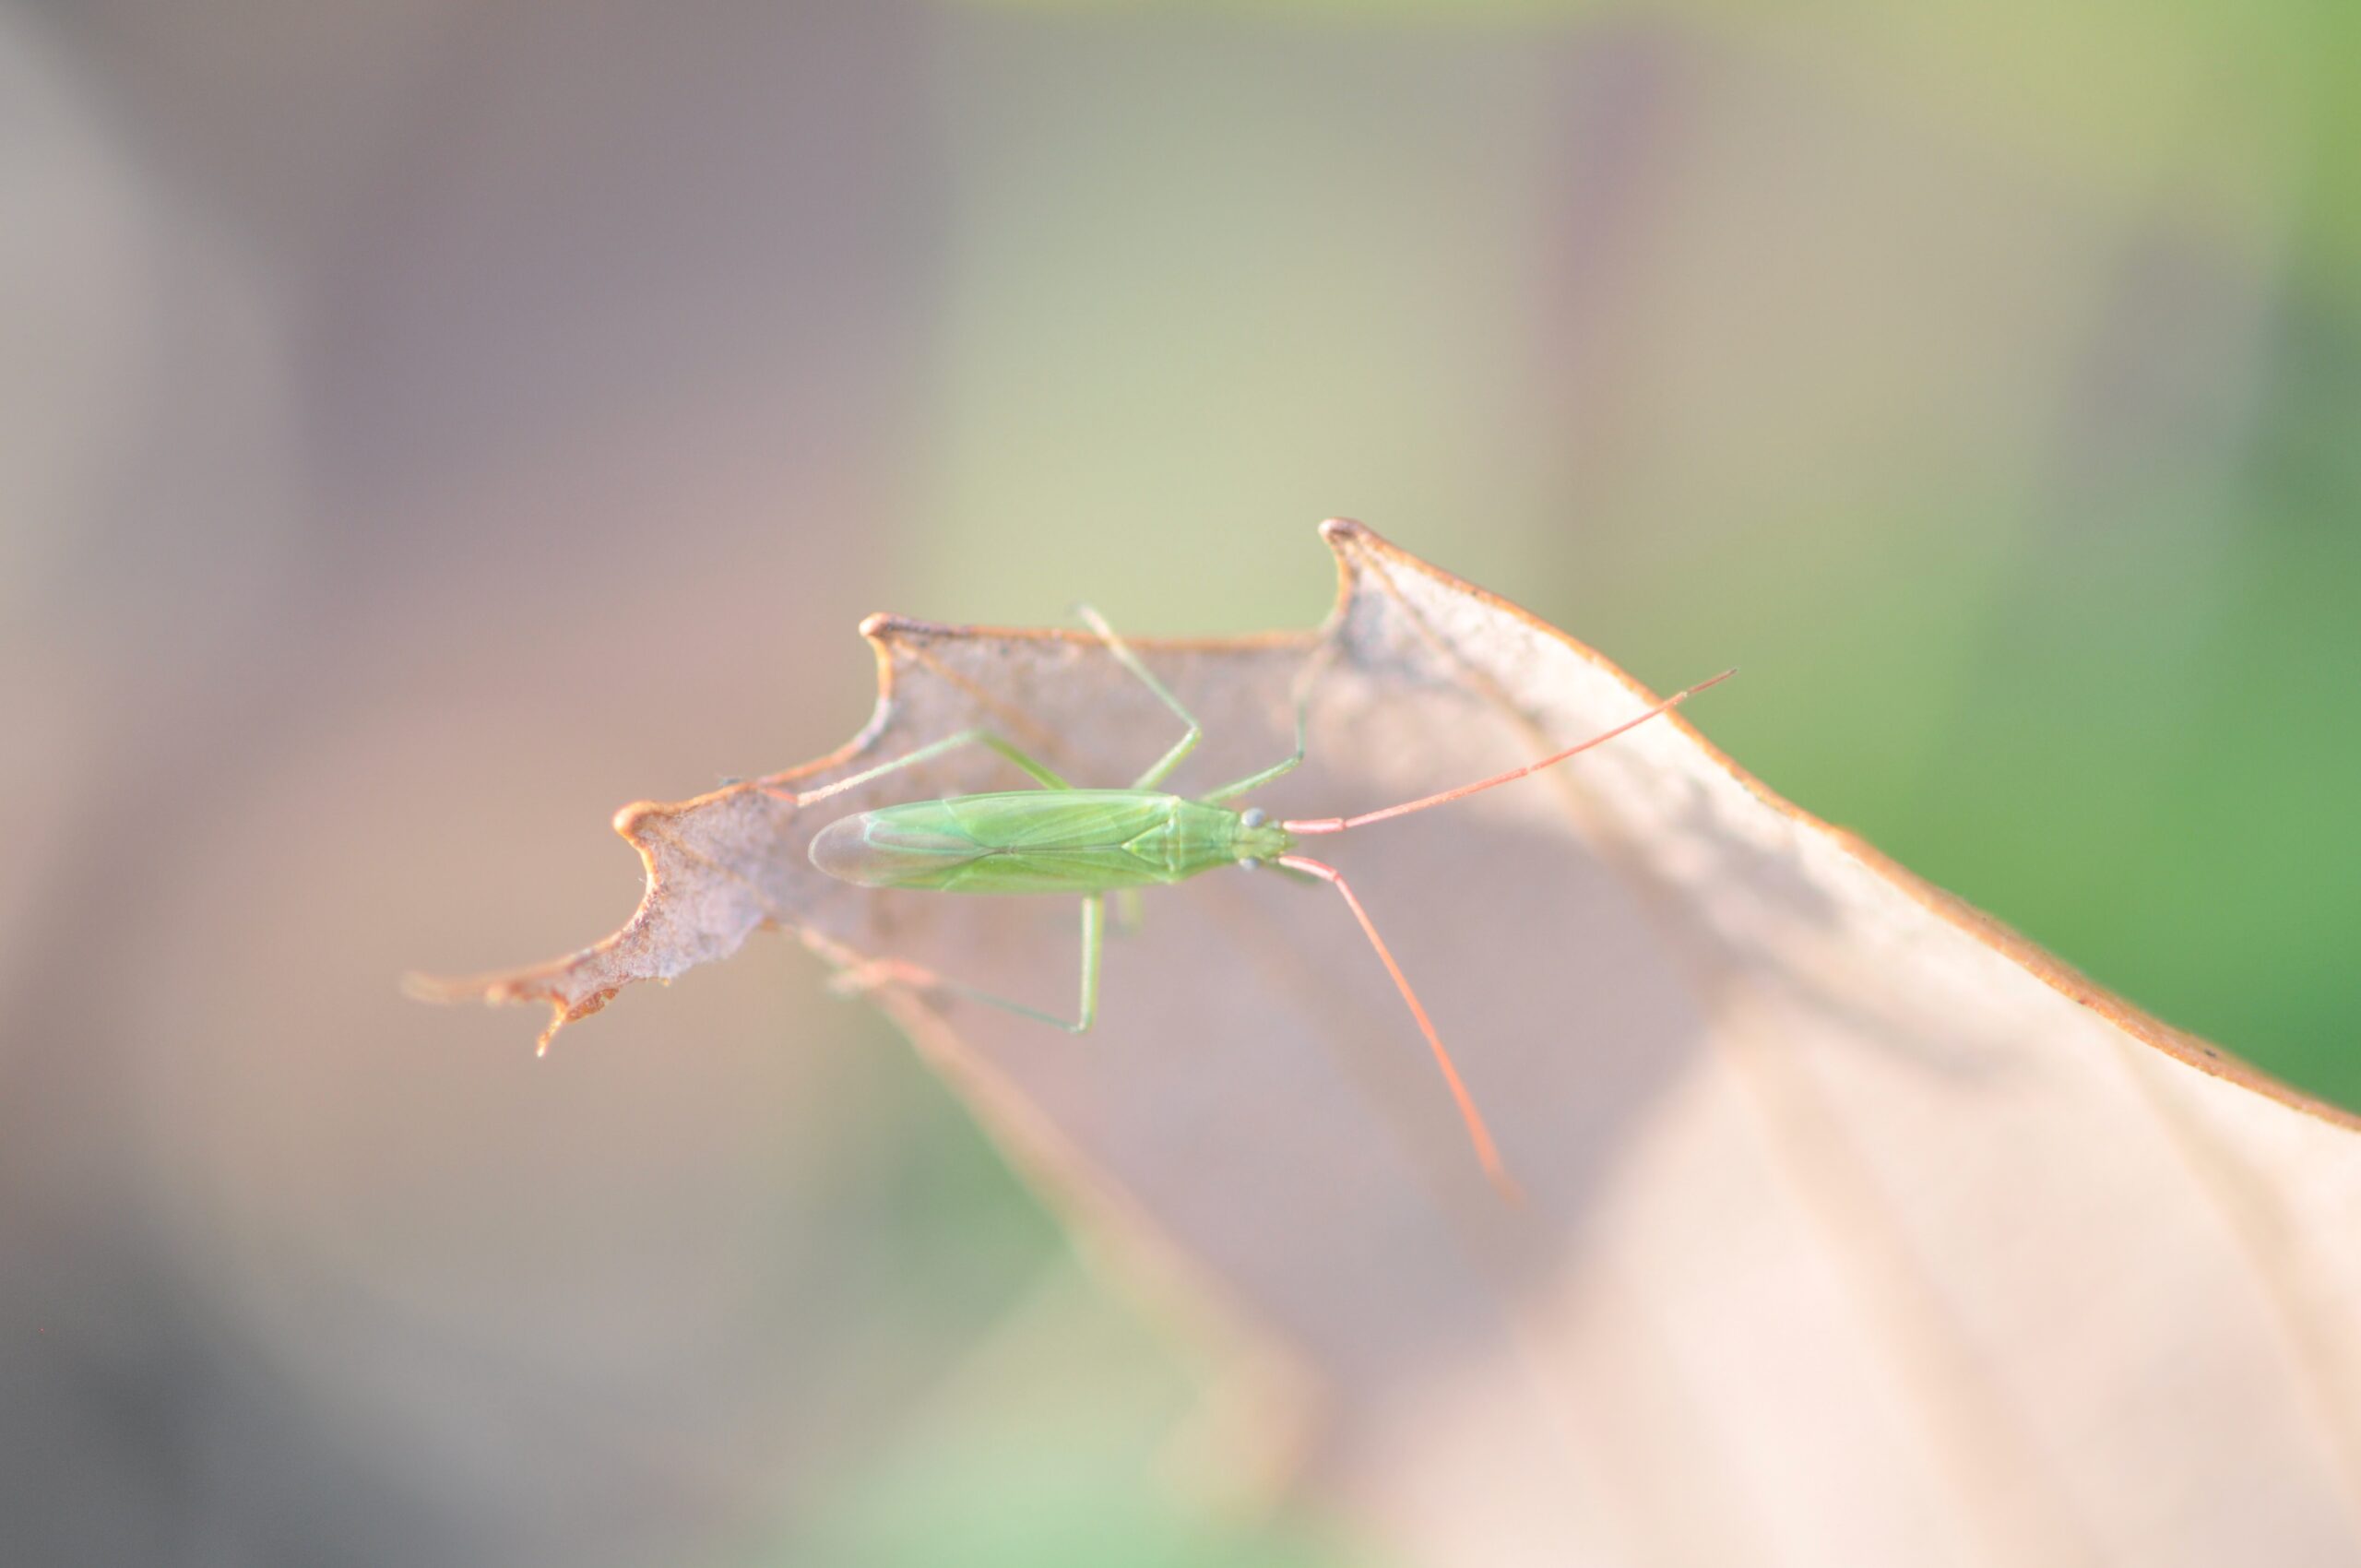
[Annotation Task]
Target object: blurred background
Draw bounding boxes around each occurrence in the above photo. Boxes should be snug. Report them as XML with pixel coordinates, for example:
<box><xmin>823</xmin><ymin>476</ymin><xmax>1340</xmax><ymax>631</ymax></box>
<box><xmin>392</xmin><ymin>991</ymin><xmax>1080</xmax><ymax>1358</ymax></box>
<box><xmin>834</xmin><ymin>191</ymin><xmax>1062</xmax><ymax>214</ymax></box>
<box><xmin>3</xmin><ymin>1</ymin><xmax>2354</xmax><ymax>1563</ymax></box>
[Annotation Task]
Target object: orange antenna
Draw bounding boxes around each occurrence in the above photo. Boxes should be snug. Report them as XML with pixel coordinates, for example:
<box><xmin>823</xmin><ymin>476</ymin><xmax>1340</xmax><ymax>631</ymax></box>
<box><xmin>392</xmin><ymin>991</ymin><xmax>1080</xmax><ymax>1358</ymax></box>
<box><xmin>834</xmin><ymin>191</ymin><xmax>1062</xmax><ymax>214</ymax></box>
<box><xmin>1279</xmin><ymin>852</ymin><xmax>1522</xmax><ymax>1202</ymax></box>
<box><xmin>1284</xmin><ymin>670</ymin><xmax>1734</xmax><ymax>837</ymax></box>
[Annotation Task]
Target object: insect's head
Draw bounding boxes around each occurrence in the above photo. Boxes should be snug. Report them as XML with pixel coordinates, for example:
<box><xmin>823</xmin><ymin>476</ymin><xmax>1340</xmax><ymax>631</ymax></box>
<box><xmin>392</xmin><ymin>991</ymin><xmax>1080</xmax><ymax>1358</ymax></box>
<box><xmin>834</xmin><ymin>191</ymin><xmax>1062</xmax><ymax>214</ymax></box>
<box><xmin>1233</xmin><ymin>805</ymin><xmax>1294</xmax><ymax>866</ymax></box>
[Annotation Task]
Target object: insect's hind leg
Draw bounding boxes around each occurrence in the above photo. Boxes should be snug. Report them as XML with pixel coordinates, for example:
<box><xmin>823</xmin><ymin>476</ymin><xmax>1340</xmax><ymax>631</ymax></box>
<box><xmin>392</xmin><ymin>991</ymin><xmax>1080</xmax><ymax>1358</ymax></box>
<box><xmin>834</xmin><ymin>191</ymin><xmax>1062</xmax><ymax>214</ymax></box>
<box><xmin>832</xmin><ymin>895</ymin><xmax>1104</xmax><ymax>1034</ymax></box>
<box><xmin>760</xmin><ymin>727</ymin><xmax>1070</xmax><ymax>809</ymax></box>
<box><xmin>1074</xmin><ymin>604</ymin><xmax>1202</xmax><ymax>790</ymax></box>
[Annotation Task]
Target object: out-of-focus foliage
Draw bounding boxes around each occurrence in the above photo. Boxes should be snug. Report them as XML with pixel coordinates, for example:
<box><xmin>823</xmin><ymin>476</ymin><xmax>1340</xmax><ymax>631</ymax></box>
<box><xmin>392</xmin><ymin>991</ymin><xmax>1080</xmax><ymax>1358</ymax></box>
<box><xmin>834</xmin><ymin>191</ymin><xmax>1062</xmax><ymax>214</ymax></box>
<box><xmin>959</xmin><ymin>0</ymin><xmax>2361</xmax><ymax>311</ymax></box>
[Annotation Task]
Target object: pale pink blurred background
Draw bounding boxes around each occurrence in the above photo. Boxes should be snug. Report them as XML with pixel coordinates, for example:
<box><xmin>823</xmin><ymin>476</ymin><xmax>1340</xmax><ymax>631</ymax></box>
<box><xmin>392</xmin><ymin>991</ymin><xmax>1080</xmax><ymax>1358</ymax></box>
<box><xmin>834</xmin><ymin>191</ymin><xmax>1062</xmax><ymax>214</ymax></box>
<box><xmin>5</xmin><ymin>2</ymin><xmax>2355</xmax><ymax>1563</ymax></box>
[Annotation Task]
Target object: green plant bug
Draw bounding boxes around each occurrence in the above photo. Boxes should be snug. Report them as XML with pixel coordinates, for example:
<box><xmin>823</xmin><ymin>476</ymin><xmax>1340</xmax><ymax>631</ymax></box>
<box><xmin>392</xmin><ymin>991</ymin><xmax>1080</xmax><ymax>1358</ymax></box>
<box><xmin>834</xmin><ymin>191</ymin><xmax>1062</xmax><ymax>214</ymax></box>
<box><xmin>770</xmin><ymin>605</ymin><xmax>1730</xmax><ymax>1200</ymax></box>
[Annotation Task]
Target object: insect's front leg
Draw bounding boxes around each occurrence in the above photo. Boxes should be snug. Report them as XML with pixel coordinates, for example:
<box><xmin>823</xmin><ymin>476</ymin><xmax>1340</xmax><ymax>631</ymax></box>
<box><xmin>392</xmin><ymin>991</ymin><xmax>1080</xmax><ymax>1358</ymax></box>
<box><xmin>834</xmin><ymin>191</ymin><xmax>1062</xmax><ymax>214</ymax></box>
<box><xmin>1074</xmin><ymin>604</ymin><xmax>1203</xmax><ymax>790</ymax></box>
<box><xmin>1198</xmin><ymin>634</ymin><xmax>1337</xmax><ymax>804</ymax></box>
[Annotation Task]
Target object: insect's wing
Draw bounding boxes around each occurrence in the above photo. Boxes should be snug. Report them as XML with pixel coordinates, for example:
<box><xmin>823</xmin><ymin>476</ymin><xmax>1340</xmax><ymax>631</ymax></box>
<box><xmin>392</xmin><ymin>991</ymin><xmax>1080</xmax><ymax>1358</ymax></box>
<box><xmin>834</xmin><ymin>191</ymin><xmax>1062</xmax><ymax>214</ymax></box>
<box><xmin>811</xmin><ymin>794</ymin><xmax>1177</xmax><ymax>894</ymax></box>
<box><xmin>938</xmin><ymin>790</ymin><xmax>1174</xmax><ymax>852</ymax></box>
<box><xmin>809</xmin><ymin>802</ymin><xmax>990</xmax><ymax>890</ymax></box>
<box><xmin>931</xmin><ymin>792</ymin><xmax>1187</xmax><ymax>892</ymax></box>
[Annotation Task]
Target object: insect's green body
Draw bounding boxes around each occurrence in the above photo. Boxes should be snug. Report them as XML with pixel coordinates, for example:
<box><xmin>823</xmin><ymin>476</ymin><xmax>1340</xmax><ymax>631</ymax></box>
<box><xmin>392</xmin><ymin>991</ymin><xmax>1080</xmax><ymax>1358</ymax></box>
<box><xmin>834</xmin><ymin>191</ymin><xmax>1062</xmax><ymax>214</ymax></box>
<box><xmin>810</xmin><ymin>791</ymin><xmax>1295</xmax><ymax>895</ymax></box>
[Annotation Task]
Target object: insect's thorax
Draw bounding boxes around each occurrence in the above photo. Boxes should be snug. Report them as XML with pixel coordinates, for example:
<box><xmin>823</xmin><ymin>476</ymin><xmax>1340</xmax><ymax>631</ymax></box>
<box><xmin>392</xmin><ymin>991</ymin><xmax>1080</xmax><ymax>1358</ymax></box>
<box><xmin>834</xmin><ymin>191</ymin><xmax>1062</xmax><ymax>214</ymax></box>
<box><xmin>1081</xmin><ymin>794</ymin><xmax>1296</xmax><ymax>881</ymax></box>
<box><xmin>809</xmin><ymin>790</ymin><xmax>1293</xmax><ymax>894</ymax></box>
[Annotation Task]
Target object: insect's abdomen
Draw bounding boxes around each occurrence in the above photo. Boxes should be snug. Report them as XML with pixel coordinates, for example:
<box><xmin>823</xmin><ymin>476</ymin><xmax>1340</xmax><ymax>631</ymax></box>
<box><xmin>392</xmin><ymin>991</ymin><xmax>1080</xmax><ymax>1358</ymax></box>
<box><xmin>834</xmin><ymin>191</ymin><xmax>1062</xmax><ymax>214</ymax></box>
<box><xmin>808</xmin><ymin>791</ymin><xmax>1243</xmax><ymax>895</ymax></box>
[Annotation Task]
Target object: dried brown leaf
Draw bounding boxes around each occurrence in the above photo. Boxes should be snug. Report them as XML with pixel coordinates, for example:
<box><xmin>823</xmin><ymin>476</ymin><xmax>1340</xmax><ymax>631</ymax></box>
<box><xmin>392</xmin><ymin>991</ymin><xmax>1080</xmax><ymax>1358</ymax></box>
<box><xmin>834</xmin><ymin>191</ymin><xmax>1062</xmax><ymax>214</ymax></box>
<box><xmin>414</xmin><ymin>519</ymin><xmax>2361</xmax><ymax>1566</ymax></box>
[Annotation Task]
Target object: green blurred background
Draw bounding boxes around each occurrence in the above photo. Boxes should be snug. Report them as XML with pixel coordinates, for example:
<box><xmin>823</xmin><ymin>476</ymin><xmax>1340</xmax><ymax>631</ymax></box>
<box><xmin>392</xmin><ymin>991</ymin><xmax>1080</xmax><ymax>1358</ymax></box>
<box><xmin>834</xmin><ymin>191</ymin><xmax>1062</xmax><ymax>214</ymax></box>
<box><xmin>2</xmin><ymin>2</ymin><xmax>2353</xmax><ymax>1564</ymax></box>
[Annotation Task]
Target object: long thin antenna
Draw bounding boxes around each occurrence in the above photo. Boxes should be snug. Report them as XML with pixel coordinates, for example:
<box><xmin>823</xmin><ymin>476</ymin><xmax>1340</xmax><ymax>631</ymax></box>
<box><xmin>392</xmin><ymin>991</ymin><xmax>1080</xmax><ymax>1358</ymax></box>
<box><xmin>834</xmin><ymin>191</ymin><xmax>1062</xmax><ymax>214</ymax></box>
<box><xmin>1278</xmin><ymin>853</ymin><xmax>1521</xmax><ymax>1203</ymax></box>
<box><xmin>1283</xmin><ymin>670</ymin><xmax>1733</xmax><ymax>837</ymax></box>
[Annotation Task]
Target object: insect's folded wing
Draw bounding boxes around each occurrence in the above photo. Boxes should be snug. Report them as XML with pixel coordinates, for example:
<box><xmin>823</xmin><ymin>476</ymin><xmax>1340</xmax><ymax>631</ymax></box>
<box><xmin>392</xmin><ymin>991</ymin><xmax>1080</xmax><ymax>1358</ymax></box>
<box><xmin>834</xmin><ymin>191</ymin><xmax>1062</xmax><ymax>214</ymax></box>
<box><xmin>809</xmin><ymin>810</ymin><xmax>982</xmax><ymax>889</ymax></box>
<box><xmin>943</xmin><ymin>790</ymin><xmax>1172</xmax><ymax>851</ymax></box>
<box><xmin>931</xmin><ymin>846</ymin><xmax>1165</xmax><ymax>895</ymax></box>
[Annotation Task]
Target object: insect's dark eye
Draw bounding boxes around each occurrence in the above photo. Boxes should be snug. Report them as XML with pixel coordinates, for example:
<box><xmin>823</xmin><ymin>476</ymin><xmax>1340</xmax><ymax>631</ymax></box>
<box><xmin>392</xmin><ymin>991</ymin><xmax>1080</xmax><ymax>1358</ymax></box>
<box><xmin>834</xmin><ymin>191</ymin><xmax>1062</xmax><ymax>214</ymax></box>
<box><xmin>1240</xmin><ymin>808</ymin><xmax>1266</xmax><ymax>829</ymax></box>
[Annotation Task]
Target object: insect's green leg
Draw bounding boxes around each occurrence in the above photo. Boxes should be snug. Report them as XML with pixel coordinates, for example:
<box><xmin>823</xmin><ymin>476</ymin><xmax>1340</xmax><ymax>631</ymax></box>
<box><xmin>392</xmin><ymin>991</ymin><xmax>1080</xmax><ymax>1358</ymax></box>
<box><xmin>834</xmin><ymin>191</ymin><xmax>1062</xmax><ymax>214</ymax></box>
<box><xmin>832</xmin><ymin>895</ymin><xmax>1103</xmax><ymax>1034</ymax></box>
<box><xmin>1074</xmin><ymin>604</ymin><xmax>1201</xmax><ymax>790</ymax></box>
<box><xmin>1075</xmin><ymin>893</ymin><xmax>1103</xmax><ymax>1030</ymax></box>
<box><xmin>772</xmin><ymin>727</ymin><xmax>1069</xmax><ymax>809</ymax></box>
<box><xmin>1111</xmin><ymin>887</ymin><xmax>1145</xmax><ymax>936</ymax></box>
<box><xmin>977</xmin><ymin>734</ymin><xmax>1073</xmax><ymax>790</ymax></box>
<box><xmin>1199</xmin><ymin>749</ymin><xmax>1301</xmax><ymax>805</ymax></box>
<box><xmin>1198</xmin><ymin>636</ymin><xmax>1335</xmax><ymax>805</ymax></box>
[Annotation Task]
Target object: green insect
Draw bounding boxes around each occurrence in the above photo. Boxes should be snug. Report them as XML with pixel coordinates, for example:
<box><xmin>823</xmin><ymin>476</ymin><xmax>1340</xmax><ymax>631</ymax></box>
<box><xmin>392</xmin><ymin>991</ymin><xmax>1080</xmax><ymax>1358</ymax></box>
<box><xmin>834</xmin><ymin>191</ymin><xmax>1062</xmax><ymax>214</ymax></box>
<box><xmin>776</xmin><ymin>607</ymin><xmax>1728</xmax><ymax>1199</ymax></box>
